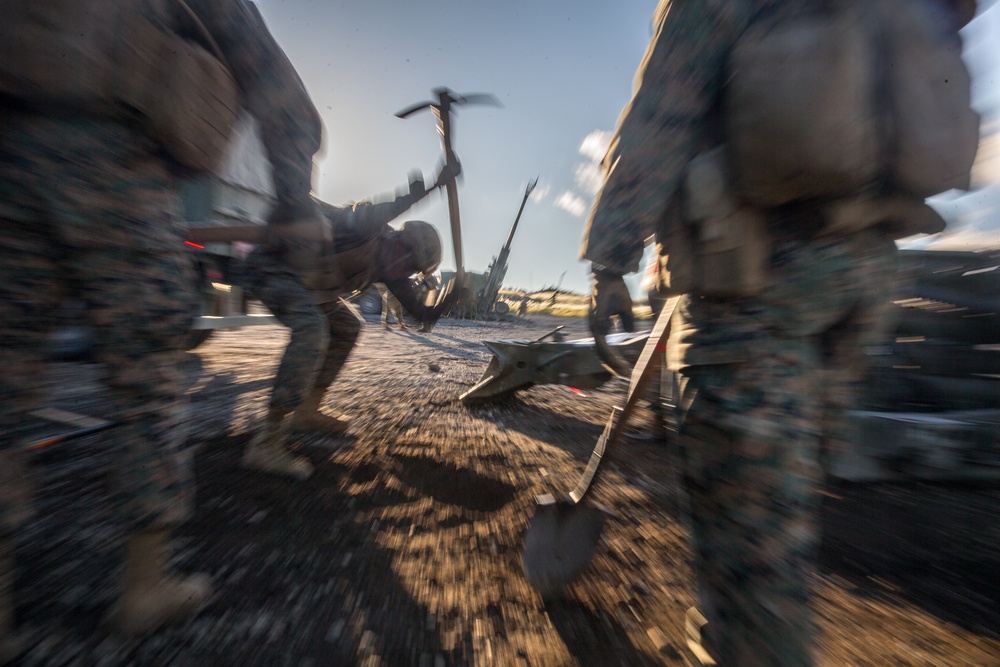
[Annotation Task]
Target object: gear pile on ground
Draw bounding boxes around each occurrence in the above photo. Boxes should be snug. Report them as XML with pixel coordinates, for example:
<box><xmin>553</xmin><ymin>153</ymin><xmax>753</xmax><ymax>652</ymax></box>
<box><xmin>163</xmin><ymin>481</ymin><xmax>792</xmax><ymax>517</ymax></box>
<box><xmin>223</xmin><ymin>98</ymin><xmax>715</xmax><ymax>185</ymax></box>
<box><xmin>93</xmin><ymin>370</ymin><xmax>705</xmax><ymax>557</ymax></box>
<box><xmin>10</xmin><ymin>314</ymin><xmax>1000</xmax><ymax>666</ymax></box>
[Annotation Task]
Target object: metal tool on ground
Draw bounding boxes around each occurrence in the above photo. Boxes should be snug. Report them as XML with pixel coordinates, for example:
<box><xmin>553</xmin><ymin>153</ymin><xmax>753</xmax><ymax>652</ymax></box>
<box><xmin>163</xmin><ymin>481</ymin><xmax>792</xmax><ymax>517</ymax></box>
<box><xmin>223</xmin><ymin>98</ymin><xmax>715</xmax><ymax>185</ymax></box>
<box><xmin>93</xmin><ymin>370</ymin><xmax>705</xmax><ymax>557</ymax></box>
<box><xmin>522</xmin><ymin>299</ymin><xmax>677</xmax><ymax>597</ymax></box>
<box><xmin>395</xmin><ymin>88</ymin><xmax>500</xmax><ymax>293</ymax></box>
<box><xmin>476</xmin><ymin>177</ymin><xmax>538</xmax><ymax>318</ymax></box>
<box><xmin>24</xmin><ymin>408</ymin><xmax>116</xmax><ymax>452</ymax></box>
<box><xmin>459</xmin><ymin>328</ymin><xmax>648</xmax><ymax>404</ymax></box>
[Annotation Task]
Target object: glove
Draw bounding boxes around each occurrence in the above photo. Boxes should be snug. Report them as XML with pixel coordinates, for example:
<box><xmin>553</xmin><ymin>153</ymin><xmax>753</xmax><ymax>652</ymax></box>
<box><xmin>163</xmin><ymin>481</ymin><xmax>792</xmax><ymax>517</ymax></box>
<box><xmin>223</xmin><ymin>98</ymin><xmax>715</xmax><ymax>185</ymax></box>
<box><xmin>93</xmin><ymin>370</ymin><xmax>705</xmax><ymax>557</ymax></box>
<box><xmin>589</xmin><ymin>269</ymin><xmax>635</xmax><ymax>337</ymax></box>
<box><xmin>422</xmin><ymin>280</ymin><xmax>463</xmax><ymax>330</ymax></box>
<box><xmin>432</xmin><ymin>160</ymin><xmax>462</xmax><ymax>190</ymax></box>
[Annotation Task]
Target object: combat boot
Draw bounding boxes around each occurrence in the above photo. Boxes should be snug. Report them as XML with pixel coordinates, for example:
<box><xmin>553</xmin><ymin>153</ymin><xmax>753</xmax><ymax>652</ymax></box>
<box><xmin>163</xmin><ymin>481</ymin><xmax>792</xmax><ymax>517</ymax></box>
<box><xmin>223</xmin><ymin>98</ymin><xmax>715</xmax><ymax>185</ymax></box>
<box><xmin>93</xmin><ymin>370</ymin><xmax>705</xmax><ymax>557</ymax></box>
<box><xmin>1</xmin><ymin>537</ymin><xmax>20</xmax><ymax>665</ymax></box>
<box><xmin>289</xmin><ymin>390</ymin><xmax>351</xmax><ymax>436</ymax></box>
<box><xmin>107</xmin><ymin>529</ymin><xmax>211</xmax><ymax>636</ymax></box>
<box><xmin>243</xmin><ymin>418</ymin><xmax>314</xmax><ymax>479</ymax></box>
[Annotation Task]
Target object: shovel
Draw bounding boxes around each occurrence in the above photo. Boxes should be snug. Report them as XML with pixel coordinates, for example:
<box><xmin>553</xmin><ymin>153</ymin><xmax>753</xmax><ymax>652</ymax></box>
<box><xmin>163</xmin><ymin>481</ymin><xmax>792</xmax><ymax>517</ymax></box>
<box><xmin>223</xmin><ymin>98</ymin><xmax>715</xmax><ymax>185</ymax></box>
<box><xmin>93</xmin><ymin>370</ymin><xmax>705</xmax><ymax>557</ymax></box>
<box><xmin>521</xmin><ymin>299</ymin><xmax>677</xmax><ymax>597</ymax></box>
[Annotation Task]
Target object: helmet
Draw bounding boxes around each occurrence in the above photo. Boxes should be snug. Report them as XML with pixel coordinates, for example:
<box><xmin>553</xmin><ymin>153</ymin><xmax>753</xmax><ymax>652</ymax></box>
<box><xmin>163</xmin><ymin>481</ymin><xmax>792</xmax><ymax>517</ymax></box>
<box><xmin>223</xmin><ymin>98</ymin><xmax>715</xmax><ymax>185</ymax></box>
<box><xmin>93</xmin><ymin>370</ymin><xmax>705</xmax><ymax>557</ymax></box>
<box><xmin>953</xmin><ymin>0</ymin><xmax>976</xmax><ymax>27</ymax></box>
<box><xmin>399</xmin><ymin>220</ymin><xmax>442</xmax><ymax>276</ymax></box>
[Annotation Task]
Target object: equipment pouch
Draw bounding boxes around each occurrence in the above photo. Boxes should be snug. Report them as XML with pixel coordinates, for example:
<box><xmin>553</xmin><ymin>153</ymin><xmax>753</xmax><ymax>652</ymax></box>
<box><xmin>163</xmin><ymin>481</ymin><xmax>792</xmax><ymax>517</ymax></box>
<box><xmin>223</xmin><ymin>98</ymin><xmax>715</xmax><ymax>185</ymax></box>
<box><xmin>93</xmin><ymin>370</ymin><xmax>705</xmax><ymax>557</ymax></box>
<box><xmin>117</xmin><ymin>6</ymin><xmax>239</xmax><ymax>173</ymax></box>
<box><xmin>0</xmin><ymin>0</ymin><xmax>119</xmax><ymax>110</ymax></box>
<box><xmin>657</xmin><ymin>148</ymin><xmax>769</xmax><ymax>298</ymax></box>
<box><xmin>726</xmin><ymin>2</ymin><xmax>879</xmax><ymax>207</ymax></box>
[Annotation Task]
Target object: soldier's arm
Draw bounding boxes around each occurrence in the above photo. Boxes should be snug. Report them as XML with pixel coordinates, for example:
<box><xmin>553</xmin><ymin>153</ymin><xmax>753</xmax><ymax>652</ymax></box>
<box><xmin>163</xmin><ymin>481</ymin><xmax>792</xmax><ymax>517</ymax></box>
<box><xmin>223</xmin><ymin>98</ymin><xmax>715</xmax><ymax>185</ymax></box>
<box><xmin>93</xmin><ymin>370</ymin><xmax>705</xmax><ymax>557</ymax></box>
<box><xmin>580</xmin><ymin>0</ymin><xmax>756</xmax><ymax>276</ymax></box>
<box><xmin>345</xmin><ymin>173</ymin><xmax>434</xmax><ymax>233</ymax></box>
<box><xmin>180</xmin><ymin>0</ymin><xmax>322</xmax><ymax>210</ymax></box>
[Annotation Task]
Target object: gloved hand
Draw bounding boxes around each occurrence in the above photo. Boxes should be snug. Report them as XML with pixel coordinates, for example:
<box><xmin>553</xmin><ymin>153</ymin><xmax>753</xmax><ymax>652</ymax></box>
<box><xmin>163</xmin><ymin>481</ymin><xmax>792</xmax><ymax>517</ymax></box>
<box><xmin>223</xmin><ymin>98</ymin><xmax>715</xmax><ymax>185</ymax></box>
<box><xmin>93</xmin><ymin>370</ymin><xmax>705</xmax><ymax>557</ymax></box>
<box><xmin>422</xmin><ymin>280</ymin><xmax>464</xmax><ymax>330</ymax></box>
<box><xmin>432</xmin><ymin>160</ymin><xmax>462</xmax><ymax>190</ymax></box>
<box><xmin>589</xmin><ymin>269</ymin><xmax>635</xmax><ymax>337</ymax></box>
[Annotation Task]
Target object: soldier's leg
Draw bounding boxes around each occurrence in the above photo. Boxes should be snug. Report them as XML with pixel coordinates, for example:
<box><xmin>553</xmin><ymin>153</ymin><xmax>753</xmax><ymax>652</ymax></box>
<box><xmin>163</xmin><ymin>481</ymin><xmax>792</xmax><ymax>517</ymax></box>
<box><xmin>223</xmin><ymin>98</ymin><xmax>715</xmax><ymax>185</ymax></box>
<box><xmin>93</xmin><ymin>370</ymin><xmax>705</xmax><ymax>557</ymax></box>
<box><xmin>1</xmin><ymin>114</ymin><xmax>212</xmax><ymax>638</ymax></box>
<box><xmin>678</xmin><ymin>347</ymin><xmax>823</xmax><ymax>667</ymax></box>
<box><xmin>391</xmin><ymin>295</ymin><xmax>408</xmax><ymax>329</ymax></box>
<box><xmin>380</xmin><ymin>285</ymin><xmax>393</xmax><ymax>328</ymax></box>
<box><xmin>70</xmin><ymin>239</ymin><xmax>213</xmax><ymax>635</ymax></box>
<box><xmin>818</xmin><ymin>230</ymin><xmax>899</xmax><ymax>473</ymax></box>
<box><xmin>0</xmin><ymin>218</ymin><xmax>59</xmax><ymax>656</ymax></box>
<box><xmin>242</xmin><ymin>248</ymin><xmax>321</xmax><ymax>478</ymax></box>
<box><xmin>290</xmin><ymin>299</ymin><xmax>362</xmax><ymax>435</ymax></box>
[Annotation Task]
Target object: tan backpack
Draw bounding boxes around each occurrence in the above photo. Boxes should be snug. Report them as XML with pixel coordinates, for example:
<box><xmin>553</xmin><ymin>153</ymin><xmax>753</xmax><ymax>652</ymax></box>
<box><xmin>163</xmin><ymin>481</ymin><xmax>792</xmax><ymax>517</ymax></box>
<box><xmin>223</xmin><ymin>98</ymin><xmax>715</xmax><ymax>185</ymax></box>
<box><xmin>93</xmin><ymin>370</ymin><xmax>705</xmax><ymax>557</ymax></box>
<box><xmin>0</xmin><ymin>0</ymin><xmax>238</xmax><ymax>173</ymax></box>
<box><xmin>726</xmin><ymin>0</ymin><xmax>979</xmax><ymax>209</ymax></box>
<box><xmin>657</xmin><ymin>0</ymin><xmax>979</xmax><ymax>298</ymax></box>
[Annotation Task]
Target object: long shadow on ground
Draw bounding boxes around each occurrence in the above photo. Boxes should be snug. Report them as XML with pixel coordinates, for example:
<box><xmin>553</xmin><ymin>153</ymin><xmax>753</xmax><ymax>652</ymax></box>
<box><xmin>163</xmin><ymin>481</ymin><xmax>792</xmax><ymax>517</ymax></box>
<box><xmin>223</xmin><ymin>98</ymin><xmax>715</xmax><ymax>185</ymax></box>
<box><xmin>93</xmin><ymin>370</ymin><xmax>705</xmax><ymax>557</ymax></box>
<box><xmin>176</xmin><ymin>434</ymin><xmax>471</xmax><ymax>665</ymax></box>
<box><xmin>819</xmin><ymin>481</ymin><xmax>1000</xmax><ymax>639</ymax></box>
<box><xmin>543</xmin><ymin>599</ymin><xmax>664</xmax><ymax>666</ymax></box>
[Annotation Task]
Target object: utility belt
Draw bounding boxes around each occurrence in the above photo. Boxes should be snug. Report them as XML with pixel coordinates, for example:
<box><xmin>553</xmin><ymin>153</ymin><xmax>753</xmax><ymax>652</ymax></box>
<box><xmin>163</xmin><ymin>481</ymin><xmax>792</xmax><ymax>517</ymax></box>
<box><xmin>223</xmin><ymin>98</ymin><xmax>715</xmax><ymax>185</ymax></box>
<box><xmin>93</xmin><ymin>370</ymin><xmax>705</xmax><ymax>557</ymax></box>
<box><xmin>656</xmin><ymin>148</ymin><xmax>945</xmax><ymax>299</ymax></box>
<box><xmin>0</xmin><ymin>0</ymin><xmax>239</xmax><ymax>174</ymax></box>
<box><xmin>264</xmin><ymin>222</ymin><xmax>383</xmax><ymax>301</ymax></box>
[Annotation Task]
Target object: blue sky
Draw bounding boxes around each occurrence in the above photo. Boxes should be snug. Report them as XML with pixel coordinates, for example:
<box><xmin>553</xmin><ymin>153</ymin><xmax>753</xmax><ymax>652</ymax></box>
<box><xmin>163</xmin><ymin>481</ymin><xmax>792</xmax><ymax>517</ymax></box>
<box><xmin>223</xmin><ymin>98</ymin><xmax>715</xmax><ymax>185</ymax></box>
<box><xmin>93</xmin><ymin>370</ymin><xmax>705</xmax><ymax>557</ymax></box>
<box><xmin>255</xmin><ymin>0</ymin><xmax>1000</xmax><ymax>296</ymax></box>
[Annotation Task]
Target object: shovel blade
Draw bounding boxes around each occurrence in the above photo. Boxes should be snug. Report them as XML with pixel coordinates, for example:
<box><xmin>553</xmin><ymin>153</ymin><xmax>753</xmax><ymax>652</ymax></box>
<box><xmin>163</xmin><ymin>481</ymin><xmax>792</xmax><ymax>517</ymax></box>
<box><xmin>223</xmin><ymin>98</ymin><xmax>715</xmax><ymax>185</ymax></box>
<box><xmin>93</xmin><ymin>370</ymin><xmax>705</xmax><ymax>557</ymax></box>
<box><xmin>522</xmin><ymin>497</ymin><xmax>605</xmax><ymax>598</ymax></box>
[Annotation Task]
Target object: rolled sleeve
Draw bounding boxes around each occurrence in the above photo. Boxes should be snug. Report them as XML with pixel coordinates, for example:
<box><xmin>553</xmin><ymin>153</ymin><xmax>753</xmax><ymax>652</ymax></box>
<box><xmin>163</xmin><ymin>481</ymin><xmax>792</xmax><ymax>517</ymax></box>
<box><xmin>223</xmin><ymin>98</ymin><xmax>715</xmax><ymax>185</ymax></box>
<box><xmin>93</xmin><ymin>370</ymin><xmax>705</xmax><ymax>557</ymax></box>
<box><xmin>580</xmin><ymin>0</ymin><xmax>753</xmax><ymax>275</ymax></box>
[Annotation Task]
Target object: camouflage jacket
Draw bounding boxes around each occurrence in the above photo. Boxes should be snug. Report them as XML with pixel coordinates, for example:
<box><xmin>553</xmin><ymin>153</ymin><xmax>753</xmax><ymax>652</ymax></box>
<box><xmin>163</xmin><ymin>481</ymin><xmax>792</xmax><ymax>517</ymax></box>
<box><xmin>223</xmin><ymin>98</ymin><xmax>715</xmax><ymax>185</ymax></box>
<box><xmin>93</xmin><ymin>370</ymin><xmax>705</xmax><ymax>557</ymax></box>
<box><xmin>580</xmin><ymin>0</ymin><xmax>773</xmax><ymax>277</ymax></box>
<box><xmin>580</xmin><ymin>0</ymin><xmax>972</xmax><ymax>275</ymax></box>
<box><xmin>301</xmin><ymin>189</ymin><xmax>431</xmax><ymax>313</ymax></box>
<box><xmin>581</xmin><ymin>0</ymin><xmax>911</xmax><ymax>371</ymax></box>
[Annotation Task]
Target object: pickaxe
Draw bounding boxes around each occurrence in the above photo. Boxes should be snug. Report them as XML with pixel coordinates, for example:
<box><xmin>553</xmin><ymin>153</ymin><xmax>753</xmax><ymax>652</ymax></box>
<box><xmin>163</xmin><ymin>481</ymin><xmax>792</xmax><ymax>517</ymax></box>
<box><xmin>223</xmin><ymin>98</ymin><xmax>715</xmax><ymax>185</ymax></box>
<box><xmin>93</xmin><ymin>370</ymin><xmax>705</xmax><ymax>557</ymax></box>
<box><xmin>395</xmin><ymin>88</ymin><xmax>501</xmax><ymax>287</ymax></box>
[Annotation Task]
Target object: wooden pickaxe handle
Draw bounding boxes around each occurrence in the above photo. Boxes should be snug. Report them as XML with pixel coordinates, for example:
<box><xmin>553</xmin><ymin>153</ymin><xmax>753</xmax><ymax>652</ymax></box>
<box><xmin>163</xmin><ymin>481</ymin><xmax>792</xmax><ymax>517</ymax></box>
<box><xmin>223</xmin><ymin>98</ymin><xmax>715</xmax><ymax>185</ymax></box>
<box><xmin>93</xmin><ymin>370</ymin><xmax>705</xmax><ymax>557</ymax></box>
<box><xmin>397</xmin><ymin>89</ymin><xmax>500</xmax><ymax>289</ymax></box>
<box><xmin>436</xmin><ymin>104</ymin><xmax>465</xmax><ymax>285</ymax></box>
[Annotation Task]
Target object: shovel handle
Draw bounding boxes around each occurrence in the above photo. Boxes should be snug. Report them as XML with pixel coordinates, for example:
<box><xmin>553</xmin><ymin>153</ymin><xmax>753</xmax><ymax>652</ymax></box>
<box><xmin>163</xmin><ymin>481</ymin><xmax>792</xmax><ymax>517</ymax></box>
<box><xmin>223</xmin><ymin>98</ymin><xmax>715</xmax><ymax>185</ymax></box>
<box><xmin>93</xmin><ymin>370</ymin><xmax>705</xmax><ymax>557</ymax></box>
<box><xmin>567</xmin><ymin>298</ymin><xmax>677</xmax><ymax>503</ymax></box>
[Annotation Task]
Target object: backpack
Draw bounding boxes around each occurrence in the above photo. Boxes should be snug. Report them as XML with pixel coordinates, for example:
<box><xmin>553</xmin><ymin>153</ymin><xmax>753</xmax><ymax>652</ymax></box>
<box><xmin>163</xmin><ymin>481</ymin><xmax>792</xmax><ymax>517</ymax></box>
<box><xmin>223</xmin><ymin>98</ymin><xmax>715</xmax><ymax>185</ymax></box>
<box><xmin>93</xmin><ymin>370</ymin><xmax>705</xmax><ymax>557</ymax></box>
<box><xmin>726</xmin><ymin>0</ymin><xmax>979</xmax><ymax>209</ymax></box>
<box><xmin>0</xmin><ymin>0</ymin><xmax>238</xmax><ymax>173</ymax></box>
<box><xmin>657</xmin><ymin>0</ymin><xmax>978</xmax><ymax>298</ymax></box>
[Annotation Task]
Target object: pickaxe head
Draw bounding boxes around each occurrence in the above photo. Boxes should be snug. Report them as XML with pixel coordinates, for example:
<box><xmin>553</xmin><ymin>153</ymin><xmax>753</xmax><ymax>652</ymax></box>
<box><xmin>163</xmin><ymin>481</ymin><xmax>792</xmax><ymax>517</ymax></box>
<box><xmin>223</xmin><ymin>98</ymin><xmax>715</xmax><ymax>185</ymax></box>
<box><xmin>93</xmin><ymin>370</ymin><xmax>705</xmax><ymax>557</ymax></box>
<box><xmin>394</xmin><ymin>87</ymin><xmax>502</xmax><ymax>119</ymax></box>
<box><xmin>526</xmin><ymin>175</ymin><xmax>539</xmax><ymax>196</ymax></box>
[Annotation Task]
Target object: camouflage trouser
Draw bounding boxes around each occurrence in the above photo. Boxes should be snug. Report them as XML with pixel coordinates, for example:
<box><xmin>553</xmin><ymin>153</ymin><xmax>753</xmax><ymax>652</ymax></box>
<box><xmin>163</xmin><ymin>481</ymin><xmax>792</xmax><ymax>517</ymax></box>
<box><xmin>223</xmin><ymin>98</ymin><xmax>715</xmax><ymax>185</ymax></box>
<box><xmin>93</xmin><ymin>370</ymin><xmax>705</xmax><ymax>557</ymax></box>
<box><xmin>244</xmin><ymin>248</ymin><xmax>362</xmax><ymax>415</ymax></box>
<box><xmin>674</xmin><ymin>227</ymin><xmax>898</xmax><ymax>667</ymax></box>
<box><xmin>0</xmin><ymin>113</ymin><xmax>198</xmax><ymax>534</ymax></box>
<box><xmin>378</xmin><ymin>284</ymin><xmax>406</xmax><ymax>327</ymax></box>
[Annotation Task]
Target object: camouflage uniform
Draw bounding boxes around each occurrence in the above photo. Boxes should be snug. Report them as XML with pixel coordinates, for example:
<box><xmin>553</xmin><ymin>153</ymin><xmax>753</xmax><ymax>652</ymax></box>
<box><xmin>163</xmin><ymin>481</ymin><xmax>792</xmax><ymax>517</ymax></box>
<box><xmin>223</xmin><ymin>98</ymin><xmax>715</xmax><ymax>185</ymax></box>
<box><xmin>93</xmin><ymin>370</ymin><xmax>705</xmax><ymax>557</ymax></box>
<box><xmin>581</xmin><ymin>1</ymin><xmax>912</xmax><ymax>664</ymax></box>
<box><xmin>0</xmin><ymin>0</ymin><xmax>322</xmax><ymax>534</ymax></box>
<box><xmin>246</xmin><ymin>198</ymin><xmax>439</xmax><ymax>419</ymax></box>
<box><xmin>379</xmin><ymin>283</ymin><xmax>408</xmax><ymax>329</ymax></box>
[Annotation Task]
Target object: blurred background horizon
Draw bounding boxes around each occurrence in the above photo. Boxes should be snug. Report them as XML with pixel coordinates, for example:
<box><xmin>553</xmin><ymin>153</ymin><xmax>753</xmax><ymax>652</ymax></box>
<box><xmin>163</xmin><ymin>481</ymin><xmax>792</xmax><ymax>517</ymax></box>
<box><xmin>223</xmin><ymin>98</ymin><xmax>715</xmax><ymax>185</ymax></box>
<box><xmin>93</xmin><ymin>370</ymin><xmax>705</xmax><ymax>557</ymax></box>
<box><xmin>250</xmin><ymin>0</ymin><xmax>1000</xmax><ymax>296</ymax></box>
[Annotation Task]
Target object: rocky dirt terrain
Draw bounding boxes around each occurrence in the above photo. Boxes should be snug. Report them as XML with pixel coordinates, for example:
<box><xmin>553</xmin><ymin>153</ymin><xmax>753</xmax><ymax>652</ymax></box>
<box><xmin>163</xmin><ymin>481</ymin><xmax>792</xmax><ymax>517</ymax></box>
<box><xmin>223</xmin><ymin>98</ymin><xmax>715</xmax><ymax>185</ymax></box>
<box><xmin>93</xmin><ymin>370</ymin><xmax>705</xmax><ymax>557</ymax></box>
<box><xmin>10</xmin><ymin>313</ymin><xmax>1000</xmax><ymax>666</ymax></box>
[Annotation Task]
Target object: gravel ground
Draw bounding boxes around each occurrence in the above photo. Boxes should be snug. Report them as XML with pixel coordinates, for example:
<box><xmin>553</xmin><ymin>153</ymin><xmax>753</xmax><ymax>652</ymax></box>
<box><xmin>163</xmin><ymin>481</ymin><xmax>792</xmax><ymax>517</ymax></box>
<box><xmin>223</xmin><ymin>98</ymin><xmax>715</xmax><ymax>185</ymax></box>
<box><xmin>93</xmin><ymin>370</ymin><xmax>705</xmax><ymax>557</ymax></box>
<box><xmin>9</xmin><ymin>313</ymin><xmax>1000</xmax><ymax>666</ymax></box>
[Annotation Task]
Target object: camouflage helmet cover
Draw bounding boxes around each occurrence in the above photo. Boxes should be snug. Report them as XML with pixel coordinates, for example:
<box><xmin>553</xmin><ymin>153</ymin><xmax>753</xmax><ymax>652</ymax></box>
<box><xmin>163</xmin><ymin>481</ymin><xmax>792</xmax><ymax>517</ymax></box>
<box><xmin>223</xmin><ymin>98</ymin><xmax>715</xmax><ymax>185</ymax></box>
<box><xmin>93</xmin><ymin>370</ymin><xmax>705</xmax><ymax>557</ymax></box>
<box><xmin>399</xmin><ymin>220</ymin><xmax>442</xmax><ymax>276</ymax></box>
<box><xmin>954</xmin><ymin>0</ymin><xmax>977</xmax><ymax>26</ymax></box>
